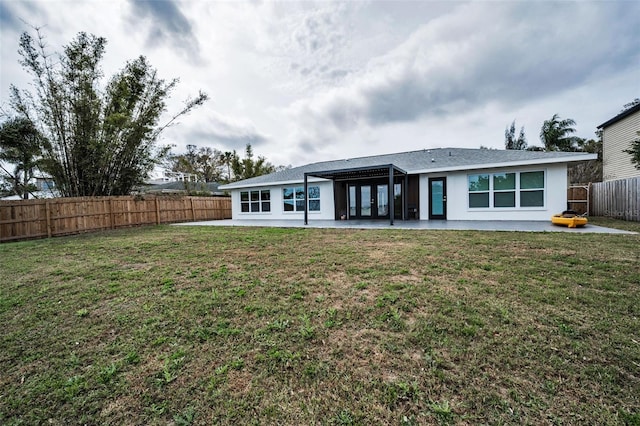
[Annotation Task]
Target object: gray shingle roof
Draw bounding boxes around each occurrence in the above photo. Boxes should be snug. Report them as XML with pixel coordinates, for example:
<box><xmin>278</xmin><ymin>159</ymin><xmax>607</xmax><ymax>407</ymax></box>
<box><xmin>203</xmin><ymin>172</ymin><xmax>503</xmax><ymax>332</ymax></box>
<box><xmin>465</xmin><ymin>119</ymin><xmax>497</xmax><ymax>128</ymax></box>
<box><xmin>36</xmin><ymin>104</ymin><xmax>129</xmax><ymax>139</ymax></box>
<box><xmin>220</xmin><ymin>147</ymin><xmax>596</xmax><ymax>189</ymax></box>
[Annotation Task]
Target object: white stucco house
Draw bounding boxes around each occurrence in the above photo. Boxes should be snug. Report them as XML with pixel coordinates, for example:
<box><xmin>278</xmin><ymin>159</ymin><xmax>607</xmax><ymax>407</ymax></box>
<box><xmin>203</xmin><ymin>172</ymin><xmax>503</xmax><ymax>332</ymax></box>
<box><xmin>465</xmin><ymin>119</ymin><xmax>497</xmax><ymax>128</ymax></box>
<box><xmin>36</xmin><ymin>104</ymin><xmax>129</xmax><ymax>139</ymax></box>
<box><xmin>219</xmin><ymin>148</ymin><xmax>597</xmax><ymax>225</ymax></box>
<box><xmin>597</xmin><ymin>103</ymin><xmax>640</xmax><ymax>181</ymax></box>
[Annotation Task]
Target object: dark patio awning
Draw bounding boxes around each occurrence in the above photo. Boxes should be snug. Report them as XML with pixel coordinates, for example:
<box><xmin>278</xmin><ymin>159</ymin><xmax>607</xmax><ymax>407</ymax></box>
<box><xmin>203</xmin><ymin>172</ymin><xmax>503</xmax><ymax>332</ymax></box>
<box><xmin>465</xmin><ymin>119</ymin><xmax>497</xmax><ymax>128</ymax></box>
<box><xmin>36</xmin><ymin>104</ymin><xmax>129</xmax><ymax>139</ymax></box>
<box><xmin>303</xmin><ymin>164</ymin><xmax>407</xmax><ymax>226</ymax></box>
<box><xmin>304</xmin><ymin>163</ymin><xmax>407</xmax><ymax>181</ymax></box>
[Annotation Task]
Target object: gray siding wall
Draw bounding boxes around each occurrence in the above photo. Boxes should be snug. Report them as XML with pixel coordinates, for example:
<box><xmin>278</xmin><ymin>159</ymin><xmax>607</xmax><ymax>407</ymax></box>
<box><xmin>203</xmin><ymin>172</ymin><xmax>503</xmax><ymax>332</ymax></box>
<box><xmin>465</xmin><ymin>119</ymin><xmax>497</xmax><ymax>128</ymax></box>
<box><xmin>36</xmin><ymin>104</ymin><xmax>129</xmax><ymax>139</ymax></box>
<box><xmin>603</xmin><ymin>110</ymin><xmax>640</xmax><ymax>181</ymax></box>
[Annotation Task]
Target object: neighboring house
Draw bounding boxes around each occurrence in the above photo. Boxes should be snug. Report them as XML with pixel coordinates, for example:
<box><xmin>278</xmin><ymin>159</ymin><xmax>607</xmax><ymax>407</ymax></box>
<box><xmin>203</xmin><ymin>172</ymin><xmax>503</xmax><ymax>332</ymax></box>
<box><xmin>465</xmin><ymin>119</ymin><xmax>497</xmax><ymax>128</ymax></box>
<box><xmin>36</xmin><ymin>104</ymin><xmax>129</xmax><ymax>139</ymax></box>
<box><xmin>598</xmin><ymin>104</ymin><xmax>640</xmax><ymax>181</ymax></box>
<box><xmin>139</xmin><ymin>180</ymin><xmax>224</xmax><ymax>196</ymax></box>
<box><xmin>35</xmin><ymin>176</ymin><xmax>56</xmax><ymax>192</ymax></box>
<box><xmin>142</xmin><ymin>167</ymin><xmax>222</xmax><ymax>195</ymax></box>
<box><xmin>146</xmin><ymin>167</ymin><xmax>199</xmax><ymax>186</ymax></box>
<box><xmin>219</xmin><ymin>148</ymin><xmax>596</xmax><ymax>224</ymax></box>
<box><xmin>1</xmin><ymin>191</ymin><xmax>57</xmax><ymax>200</ymax></box>
<box><xmin>0</xmin><ymin>174</ymin><xmax>59</xmax><ymax>200</ymax></box>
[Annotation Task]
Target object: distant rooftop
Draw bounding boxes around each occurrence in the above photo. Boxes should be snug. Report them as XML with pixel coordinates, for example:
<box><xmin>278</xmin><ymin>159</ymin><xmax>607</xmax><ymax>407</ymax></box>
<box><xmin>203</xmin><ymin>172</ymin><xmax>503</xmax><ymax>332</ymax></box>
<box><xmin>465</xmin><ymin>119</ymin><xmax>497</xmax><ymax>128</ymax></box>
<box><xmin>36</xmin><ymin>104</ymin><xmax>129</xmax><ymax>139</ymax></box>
<box><xmin>139</xmin><ymin>181</ymin><xmax>223</xmax><ymax>194</ymax></box>
<box><xmin>220</xmin><ymin>147</ymin><xmax>596</xmax><ymax>189</ymax></box>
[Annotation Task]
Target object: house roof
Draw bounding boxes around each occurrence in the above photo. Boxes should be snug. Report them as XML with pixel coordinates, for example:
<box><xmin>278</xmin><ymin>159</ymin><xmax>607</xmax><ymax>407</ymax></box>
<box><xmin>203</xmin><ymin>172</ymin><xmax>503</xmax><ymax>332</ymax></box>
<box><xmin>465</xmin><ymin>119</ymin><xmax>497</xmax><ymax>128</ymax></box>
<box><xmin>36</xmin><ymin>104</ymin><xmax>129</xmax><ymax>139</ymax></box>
<box><xmin>220</xmin><ymin>147</ymin><xmax>597</xmax><ymax>190</ymax></box>
<box><xmin>597</xmin><ymin>103</ymin><xmax>640</xmax><ymax>129</ymax></box>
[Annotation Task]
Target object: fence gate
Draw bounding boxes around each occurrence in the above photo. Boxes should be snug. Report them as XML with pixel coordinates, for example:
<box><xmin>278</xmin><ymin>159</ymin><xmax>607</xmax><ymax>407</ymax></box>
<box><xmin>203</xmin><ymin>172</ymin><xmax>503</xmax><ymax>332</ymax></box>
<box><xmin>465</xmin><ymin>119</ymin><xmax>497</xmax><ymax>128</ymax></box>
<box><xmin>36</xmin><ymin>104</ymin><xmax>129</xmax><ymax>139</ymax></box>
<box><xmin>567</xmin><ymin>185</ymin><xmax>589</xmax><ymax>215</ymax></box>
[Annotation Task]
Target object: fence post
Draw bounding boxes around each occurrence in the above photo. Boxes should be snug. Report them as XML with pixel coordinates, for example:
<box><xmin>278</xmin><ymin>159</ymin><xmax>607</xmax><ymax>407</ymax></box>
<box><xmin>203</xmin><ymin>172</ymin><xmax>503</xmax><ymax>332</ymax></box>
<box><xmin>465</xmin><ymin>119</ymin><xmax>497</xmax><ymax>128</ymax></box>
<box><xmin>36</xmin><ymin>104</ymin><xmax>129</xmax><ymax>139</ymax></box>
<box><xmin>190</xmin><ymin>197</ymin><xmax>196</xmax><ymax>221</ymax></box>
<box><xmin>155</xmin><ymin>197</ymin><xmax>161</xmax><ymax>224</ymax></box>
<box><xmin>109</xmin><ymin>198</ymin><xmax>115</xmax><ymax>229</ymax></box>
<box><xmin>45</xmin><ymin>200</ymin><xmax>52</xmax><ymax>238</ymax></box>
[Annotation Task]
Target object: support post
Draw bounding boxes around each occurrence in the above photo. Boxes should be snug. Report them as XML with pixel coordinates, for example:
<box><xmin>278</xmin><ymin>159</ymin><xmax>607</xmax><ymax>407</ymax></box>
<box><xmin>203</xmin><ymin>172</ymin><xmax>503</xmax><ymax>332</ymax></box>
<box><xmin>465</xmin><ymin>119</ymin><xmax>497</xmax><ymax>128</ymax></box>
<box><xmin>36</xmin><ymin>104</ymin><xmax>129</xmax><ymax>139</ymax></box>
<box><xmin>403</xmin><ymin>174</ymin><xmax>408</xmax><ymax>220</ymax></box>
<box><xmin>304</xmin><ymin>173</ymin><xmax>308</xmax><ymax>225</ymax></box>
<box><xmin>389</xmin><ymin>165</ymin><xmax>394</xmax><ymax>226</ymax></box>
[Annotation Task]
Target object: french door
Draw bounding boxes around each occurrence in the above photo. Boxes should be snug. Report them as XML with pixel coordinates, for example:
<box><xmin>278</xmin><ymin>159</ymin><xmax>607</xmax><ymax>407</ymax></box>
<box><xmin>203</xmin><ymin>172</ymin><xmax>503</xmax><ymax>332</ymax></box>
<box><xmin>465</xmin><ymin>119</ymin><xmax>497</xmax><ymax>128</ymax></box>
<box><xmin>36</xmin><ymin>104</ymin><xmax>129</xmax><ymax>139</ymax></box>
<box><xmin>348</xmin><ymin>182</ymin><xmax>390</xmax><ymax>219</ymax></box>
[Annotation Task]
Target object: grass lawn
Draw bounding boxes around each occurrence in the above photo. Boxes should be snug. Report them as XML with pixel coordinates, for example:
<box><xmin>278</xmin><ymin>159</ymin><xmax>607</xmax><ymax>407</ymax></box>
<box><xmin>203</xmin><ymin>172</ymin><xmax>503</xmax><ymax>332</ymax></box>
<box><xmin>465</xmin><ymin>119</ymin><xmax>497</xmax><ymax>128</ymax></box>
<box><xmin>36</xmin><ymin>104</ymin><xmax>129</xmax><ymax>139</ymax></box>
<box><xmin>1</xmin><ymin>220</ymin><xmax>639</xmax><ymax>425</ymax></box>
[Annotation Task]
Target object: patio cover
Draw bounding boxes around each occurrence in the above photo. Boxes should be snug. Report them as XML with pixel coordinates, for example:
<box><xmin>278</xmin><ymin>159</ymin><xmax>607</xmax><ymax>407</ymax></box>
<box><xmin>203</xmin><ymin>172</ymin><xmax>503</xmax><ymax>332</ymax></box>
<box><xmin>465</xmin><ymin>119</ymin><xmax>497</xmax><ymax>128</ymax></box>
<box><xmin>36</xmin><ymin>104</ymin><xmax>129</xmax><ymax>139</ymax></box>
<box><xmin>304</xmin><ymin>164</ymin><xmax>407</xmax><ymax>225</ymax></box>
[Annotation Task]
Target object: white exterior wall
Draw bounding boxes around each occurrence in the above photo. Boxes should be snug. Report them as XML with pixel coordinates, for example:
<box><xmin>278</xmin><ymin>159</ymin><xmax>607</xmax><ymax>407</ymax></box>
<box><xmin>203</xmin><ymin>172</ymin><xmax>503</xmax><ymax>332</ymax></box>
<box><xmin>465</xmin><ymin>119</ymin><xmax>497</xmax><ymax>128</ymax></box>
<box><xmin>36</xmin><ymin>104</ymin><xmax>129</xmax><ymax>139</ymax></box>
<box><xmin>229</xmin><ymin>163</ymin><xmax>570</xmax><ymax>222</ymax></box>
<box><xmin>418</xmin><ymin>164</ymin><xmax>568</xmax><ymax>221</ymax></box>
<box><xmin>230</xmin><ymin>180</ymin><xmax>335</xmax><ymax>220</ymax></box>
<box><xmin>603</xmin><ymin>110</ymin><xmax>640</xmax><ymax>181</ymax></box>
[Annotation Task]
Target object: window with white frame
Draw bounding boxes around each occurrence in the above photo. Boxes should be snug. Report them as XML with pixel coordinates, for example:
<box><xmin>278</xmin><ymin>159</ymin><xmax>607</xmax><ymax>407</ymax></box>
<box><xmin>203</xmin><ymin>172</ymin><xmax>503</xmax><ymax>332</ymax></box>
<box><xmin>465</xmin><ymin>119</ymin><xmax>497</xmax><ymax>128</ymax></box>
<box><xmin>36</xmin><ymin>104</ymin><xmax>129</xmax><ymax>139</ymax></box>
<box><xmin>468</xmin><ymin>174</ymin><xmax>490</xmax><ymax>208</ymax></box>
<box><xmin>493</xmin><ymin>173</ymin><xmax>516</xmax><ymax>207</ymax></box>
<box><xmin>520</xmin><ymin>171</ymin><xmax>545</xmax><ymax>207</ymax></box>
<box><xmin>240</xmin><ymin>189</ymin><xmax>270</xmax><ymax>213</ymax></box>
<box><xmin>468</xmin><ymin>171</ymin><xmax>544</xmax><ymax>208</ymax></box>
<box><xmin>283</xmin><ymin>186</ymin><xmax>320</xmax><ymax>212</ymax></box>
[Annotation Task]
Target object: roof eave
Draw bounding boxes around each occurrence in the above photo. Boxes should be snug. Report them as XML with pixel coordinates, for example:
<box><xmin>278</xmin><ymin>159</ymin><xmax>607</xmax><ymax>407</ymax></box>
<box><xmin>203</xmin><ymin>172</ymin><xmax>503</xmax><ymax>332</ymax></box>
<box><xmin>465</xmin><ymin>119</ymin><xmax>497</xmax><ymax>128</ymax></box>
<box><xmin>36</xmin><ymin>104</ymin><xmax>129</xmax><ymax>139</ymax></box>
<box><xmin>408</xmin><ymin>154</ymin><xmax>598</xmax><ymax>175</ymax></box>
<box><xmin>219</xmin><ymin>176</ymin><xmax>331</xmax><ymax>190</ymax></box>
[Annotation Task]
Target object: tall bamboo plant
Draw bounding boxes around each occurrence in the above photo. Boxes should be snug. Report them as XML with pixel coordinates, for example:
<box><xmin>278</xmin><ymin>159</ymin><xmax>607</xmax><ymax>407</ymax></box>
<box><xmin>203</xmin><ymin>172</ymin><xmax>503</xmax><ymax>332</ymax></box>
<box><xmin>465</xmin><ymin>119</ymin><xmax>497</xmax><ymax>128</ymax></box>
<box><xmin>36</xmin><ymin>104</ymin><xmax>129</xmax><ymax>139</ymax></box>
<box><xmin>5</xmin><ymin>28</ymin><xmax>207</xmax><ymax>197</ymax></box>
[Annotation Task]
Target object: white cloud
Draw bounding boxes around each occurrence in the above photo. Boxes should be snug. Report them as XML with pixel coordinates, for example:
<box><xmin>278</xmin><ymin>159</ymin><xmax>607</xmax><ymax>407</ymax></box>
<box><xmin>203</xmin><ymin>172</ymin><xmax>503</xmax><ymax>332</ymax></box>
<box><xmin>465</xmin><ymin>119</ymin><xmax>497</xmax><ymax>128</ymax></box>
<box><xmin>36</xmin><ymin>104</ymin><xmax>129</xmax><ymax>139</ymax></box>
<box><xmin>1</xmin><ymin>1</ymin><xmax>638</xmax><ymax>169</ymax></box>
<box><xmin>162</xmin><ymin>107</ymin><xmax>269</xmax><ymax>153</ymax></box>
<box><xmin>275</xmin><ymin>1</ymin><xmax>639</xmax><ymax>163</ymax></box>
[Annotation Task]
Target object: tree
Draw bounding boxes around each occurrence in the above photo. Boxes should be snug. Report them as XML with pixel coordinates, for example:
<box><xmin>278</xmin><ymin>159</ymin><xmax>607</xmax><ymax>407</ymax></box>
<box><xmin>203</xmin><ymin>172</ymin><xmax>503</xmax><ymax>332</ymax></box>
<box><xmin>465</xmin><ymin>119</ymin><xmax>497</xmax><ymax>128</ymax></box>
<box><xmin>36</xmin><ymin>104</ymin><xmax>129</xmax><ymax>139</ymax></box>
<box><xmin>504</xmin><ymin>120</ymin><xmax>527</xmax><ymax>150</ymax></box>
<box><xmin>539</xmin><ymin>114</ymin><xmax>581</xmax><ymax>152</ymax></box>
<box><xmin>194</xmin><ymin>147</ymin><xmax>223</xmax><ymax>183</ymax></box>
<box><xmin>168</xmin><ymin>144</ymin><xmax>282</xmax><ymax>184</ymax></box>
<box><xmin>169</xmin><ymin>144</ymin><xmax>223</xmax><ymax>182</ymax></box>
<box><xmin>0</xmin><ymin>117</ymin><xmax>47</xmax><ymax>199</ymax></box>
<box><xmin>623</xmin><ymin>131</ymin><xmax>640</xmax><ymax>170</ymax></box>
<box><xmin>230</xmin><ymin>144</ymin><xmax>277</xmax><ymax>182</ymax></box>
<box><xmin>4</xmin><ymin>28</ymin><xmax>207</xmax><ymax>197</ymax></box>
<box><xmin>568</xmin><ymin>133</ymin><xmax>603</xmax><ymax>183</ymax></box>
<box><xmin>0</xmin><ymin>179</ymin><xmax>12</xmax><ymax>198</ymax></box>
<box><xmin>221</xmin><ymin>151</ymin><xmax>235</xmax><ymax>183</ymax></box>
<box><xmin>170</xmin><ymin>144</ymin><xmax>199</xmax><ymax>178</ymax></box>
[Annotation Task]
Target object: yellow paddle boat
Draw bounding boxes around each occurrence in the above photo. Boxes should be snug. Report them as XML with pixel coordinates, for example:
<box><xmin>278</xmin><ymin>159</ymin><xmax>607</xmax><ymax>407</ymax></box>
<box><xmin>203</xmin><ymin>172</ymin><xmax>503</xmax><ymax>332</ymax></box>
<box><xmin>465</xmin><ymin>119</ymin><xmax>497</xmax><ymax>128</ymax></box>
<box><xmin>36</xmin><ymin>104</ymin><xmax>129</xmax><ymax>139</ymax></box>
<box><xmin>551</xmin><ymin>211</ymin><xmax>588</xmax><ymax>228</ymax></box>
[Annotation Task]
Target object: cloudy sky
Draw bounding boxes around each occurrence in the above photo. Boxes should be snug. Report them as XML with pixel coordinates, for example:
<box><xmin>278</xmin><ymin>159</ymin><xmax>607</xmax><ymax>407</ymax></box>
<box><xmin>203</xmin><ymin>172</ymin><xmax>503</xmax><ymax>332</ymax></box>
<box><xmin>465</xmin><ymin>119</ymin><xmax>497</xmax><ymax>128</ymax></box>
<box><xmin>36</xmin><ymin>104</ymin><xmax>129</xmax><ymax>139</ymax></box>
<box><xmin>1</xmin><ymin>1</ymin><xmax>638</xmax><ymax>167</ymax></box>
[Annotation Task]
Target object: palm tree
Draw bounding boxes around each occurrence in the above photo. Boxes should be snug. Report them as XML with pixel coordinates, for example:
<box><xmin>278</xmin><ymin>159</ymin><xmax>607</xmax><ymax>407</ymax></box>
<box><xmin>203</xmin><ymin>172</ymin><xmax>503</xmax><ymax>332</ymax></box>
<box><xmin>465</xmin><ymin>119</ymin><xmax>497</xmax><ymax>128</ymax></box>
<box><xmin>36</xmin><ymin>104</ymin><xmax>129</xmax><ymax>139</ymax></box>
<box><xmin>539</xmin><ymin>114</ymin><xmax>578</xmax><ymax>151</ymax></box>
<box><xmin>221</xmin><ymin>151</ymin><xmax>234</xmax><ymax>183</ymax></box>
<box><xmin>0</xmin><ymin>117</ymin><xmax>46</xmax><ymax>199</ymax></box>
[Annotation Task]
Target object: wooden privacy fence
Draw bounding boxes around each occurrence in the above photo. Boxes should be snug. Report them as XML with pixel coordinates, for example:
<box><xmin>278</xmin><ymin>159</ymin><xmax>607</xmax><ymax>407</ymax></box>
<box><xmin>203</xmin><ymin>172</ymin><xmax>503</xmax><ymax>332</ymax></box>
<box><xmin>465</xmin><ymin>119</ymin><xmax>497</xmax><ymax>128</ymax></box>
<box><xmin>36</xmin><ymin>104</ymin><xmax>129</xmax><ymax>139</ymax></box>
<box><xmin>0</xmin><ymin>195</ymin><xmax>231</xmax><ymax>243</ymax></box>
<box><xmin>590</xmin><ymin>177</ymin><xmax>640</xmax><ymax>222</ymax></box>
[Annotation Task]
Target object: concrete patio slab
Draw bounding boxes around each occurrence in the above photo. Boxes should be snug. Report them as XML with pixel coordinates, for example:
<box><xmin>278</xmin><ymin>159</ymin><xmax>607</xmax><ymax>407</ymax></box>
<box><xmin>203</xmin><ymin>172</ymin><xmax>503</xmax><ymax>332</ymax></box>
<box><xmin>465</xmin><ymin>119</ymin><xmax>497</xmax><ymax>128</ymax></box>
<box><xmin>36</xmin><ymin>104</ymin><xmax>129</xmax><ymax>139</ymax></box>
<box><xmin>174</xmin><ymin>219</ymin><xmax>635</xmax><ymax>234</ymax></box>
